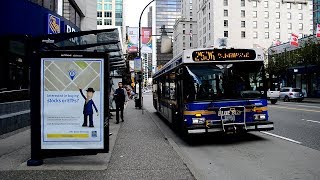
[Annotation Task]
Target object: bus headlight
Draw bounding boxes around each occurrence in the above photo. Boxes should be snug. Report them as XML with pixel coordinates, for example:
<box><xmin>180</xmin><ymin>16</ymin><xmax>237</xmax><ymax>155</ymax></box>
<box><xmin>192</xmin><ymin>118</ymin><xmax>206</xmax><ymax>124</ymax></box>
<box><xmin>254</xmin><ymin>114</ymin><xmax>266</xmax><ymax>120</ymax></box>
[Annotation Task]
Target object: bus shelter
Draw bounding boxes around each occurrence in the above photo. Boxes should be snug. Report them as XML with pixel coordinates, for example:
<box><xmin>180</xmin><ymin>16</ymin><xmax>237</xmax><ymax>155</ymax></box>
<box><xmin>27</xmin><ymin>28</ymin><xmax>126</xmax><ymax>166</ymax></box>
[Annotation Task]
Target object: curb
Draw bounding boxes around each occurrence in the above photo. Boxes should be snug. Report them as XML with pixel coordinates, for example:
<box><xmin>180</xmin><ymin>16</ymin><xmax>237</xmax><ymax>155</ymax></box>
<box><xmin>144</xmin><ymin>108</ymin><xmax>203</xmax><ymax>180</ymax></box>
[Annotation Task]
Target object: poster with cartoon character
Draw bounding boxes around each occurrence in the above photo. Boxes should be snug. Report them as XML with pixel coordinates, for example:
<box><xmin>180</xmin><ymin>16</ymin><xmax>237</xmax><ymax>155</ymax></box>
<box><xmin>40</xmin><ymin>58</ymin><xmax>104</xmax><ymax>149</ymax></box>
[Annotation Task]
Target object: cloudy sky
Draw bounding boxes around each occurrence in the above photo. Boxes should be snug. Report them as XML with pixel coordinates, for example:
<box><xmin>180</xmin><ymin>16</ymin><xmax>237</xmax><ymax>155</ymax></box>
<box><xmin>124</xmin><ymin>0</ymin><xmax>154</xmax><ymax>27</ymax></box>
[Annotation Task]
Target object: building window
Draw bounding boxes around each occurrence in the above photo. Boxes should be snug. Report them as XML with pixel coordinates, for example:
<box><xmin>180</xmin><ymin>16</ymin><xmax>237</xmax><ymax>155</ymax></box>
<box><xmin>209</xmin><ymin>2</ymin><xmax>210</xmax><ymax>9</ymax></box>
<box><xmin>190</xmin><ymin>12</ymin><xmax>193</xmax><ymax>16</ymax></box>
<box><xmin>287</xmin><ymin>12</ymin><xmax>291</xmax><ymax>20</ymax></box>
<box><xmin>183</xmin><ymin>36</ymin><xmax>185</xmax><ymax>40</ymax></box>
<box><xmin>299</xmin><ymin>23</ymin><xmax>303</xmax><ymax>30</ymax></box>
<box><xmin>190</xmin><ymin>24</ymin><xmax>193</xmax><ymax>28</ymax></box>
<box><xmin>224</xmin><ymin>0</ymin><xmax>228</xmax><ymax>6</ymax></box>
<box><xmin>209</xmin><ymin>12</ymin><xmax>211</xmax><ymax>20</ymax></box>
<box><xmin>190</xmin><ymin>0</ymin><xmax>192</xmax><ymax>3</ymax></box>
<box><xmin>105</xmin><ymin>11</ymin><xmax>112</xmax><ymax>17</ymax></box>
<box><xmin>183</xmin><ymin>42</ymin><xmax>185</xmax><ymax>47</ymax></box>
<box><xmin>265</xmin><ymin>32</ymin><xmax>269</xmax><ymax>39</ymax></box>
<box><xmin>276</xmin><ymin>2</ymin><xmax>280</xmax><ymax>8</ymax></box>
<box><xmin>224</xmin><ymin>20</ymin><xmax>228</xmax><ymax>27</ymax></box>
<box><xmin>264</xmin><ymin>1</ymin><xmax>268</xmax><ymax>8</ymax></box>
<box><xmin>104</xmin><ymin>4</ymin><xmax>112</xmax><ymax>10</ymax></box>
<box><xmin>276</xmin><ymin>12</ymin><xmax>280</xmax><ymax>19</ymax></box>
<box><xmin>298</xmin><ymin>4</ymin><xmax>302</xmax><ymax>10</ymax></box>
<box><xmin>241</xmin><ymin>0</ymin><xmax>245</xmax><ymax>7</ymax></box>
<box><xmin>183</xmin><ymin>30</ymin><xmax>185</xmax><ymax>34</ymax></box>
<box><xmin>183</xmin><ymin>24</ymin><xmax>185</xmax><ymax>28</ymax></box>
<box><xmin>241</xmin><ymin>21</ymin><xmax>245</xmax><ymax>28</ymax></box>
<box><xmin>276</xmin><ymin>32</ymin><xmax>280</xmax><ymax>39</ymax></box>
<box><xmin>104</xmin><ymin>0</ymin><xmax>111</xmax><ymax>2</ymax></box>
<box><xmin>253</xmin><ymin>1</ymin><xmax>257</xmax><ymax>7</ymax></box>
<box><xmin>208</xmin><ymin>23</ymin><xmax>210</xmax><ymax>30</ymax></box>
<box><xmin>253</xmin><ymin>31</ymin><xmax>258</xmax><ymax>39</ymax></box>
<box><xmin>253</xmin><ymin>21</ymin><xmax>257</xmax><ymax>28</ymax></box>
<box><xmin>97</xmin><ymin>11</ymin><xmax>102</xmax><ymax>17</ymax></box>
<box><xmin>241</xmin><ymin>10</ymin><xmax>245</xmax><ymax>17</ymax></box>
<box><xmin>298</xmin><ymin>13</ymin><xmax>303</xmax><ymax>20</ymax></box>
<box><xmin>288</xmin><ymin>23</ymin><xmax>292</xmax><ymax>29</ymax></box>
<box><xmin>276</xmin><ymin>22</ymin><xmax>280</xmax><ymax>29</ymax></box>
<box><xmin>224</xmin><ymin>10</ymin><xmax>228</xmax><ymax>17</ymax></box>
<box><xmin>299</xmin><ymin>33</ymin><xmax>303</xmax><ymax>38</ymax></box>
<box><xmin>115</xmin><ymin>12</ymin><xmax>122</xmax><ymax>18</ymax></box>
<box><xmin>288</xmin><ymin>33</ymin><xmax>291</xmax><ymax>40</ymax></box>
<box><xmin>224</xmin><ymin>31</ymin><xmax>228</xmax><ymax>37</ymax></box>
<box><xmin>287</xmin><ymin>3</ymin><xmax>291</xmax><ymax>9</ymax></box>
<box><xmin>104</xmin><ymin>19</ymin><xmax>112</xmax><ymax>25</ymax></box>
<box><xmin>97</xmin><ymin>19</ymin><xmax>102</xmax><ymax>25</ymax></box>
<box><xmin>264</xmin><ymin>11</ymin><xmax>269</xmax><ymax>18</ymax></box>
<box><xmin>190</xmin><ymin>5</ymin><xmax>192</xmax><ymax>10</ymax></box>
<box><xmin>253</xmin><ymin>11</ymin><xmax>257</xmax><ymax>18</ymax></box>
<box><xmin>241</xmin><ymin>31</ymin><xmax>246</xmax><ymax>38</ymax></box>
<box><xmin>97</xmin><ymin>3</ymin><xmax>102</xmax><ymax>10</ymax></box>
<box><xmin>264</xmin><ymin>22</ymin><xmax>269</xmax><ymax>29</ymax></box>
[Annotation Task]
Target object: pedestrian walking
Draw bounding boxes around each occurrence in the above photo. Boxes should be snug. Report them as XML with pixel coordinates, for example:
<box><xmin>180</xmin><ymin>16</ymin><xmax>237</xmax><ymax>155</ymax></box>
<box><xmin>114</xmin><ymin>82</ymin><xmax>126</xmax><ymax>124</ymax></box>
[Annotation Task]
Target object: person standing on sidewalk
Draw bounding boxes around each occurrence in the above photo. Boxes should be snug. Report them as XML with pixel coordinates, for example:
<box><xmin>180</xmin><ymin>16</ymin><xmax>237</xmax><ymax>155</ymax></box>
<box><xmin>114</xmin><ymin>82</ymin><xmax>126</xmax><ymax>124</ymax></box>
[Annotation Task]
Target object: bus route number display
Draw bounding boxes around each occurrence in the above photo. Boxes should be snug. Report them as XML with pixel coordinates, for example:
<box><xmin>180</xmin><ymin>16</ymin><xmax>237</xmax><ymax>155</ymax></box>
<box><xmin>192</xmin><ymin>49</ymin><xmax>256</xmax><ymax>61</ymax></box>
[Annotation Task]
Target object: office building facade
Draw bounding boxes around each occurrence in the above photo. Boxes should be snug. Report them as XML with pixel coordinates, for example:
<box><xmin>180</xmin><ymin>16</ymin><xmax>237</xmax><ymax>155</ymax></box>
<box><xmin>155</xmin><ymin>0</ymin><xmax>181</xmax><ymax>35</ymax></box>
<box><xmin>173</xmin><ymin>0</ymin><xmax>198</xmax><ymax>57</ymax></box>
<box><xmin>197</xmin><ymin>0</ymin><xmax>313</xmax><ymax>49</ymax></box>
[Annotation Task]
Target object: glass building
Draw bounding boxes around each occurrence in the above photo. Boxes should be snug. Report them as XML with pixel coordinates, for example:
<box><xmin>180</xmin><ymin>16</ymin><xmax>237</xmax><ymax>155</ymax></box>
<box><xmin>156</xmin><ymin>0</ymin><xmax>181</xmax><ymax>35</ymax></box>
<box><xmin>315</xmin><ymin>0</ymin><xmax>320</xmax><ymax>32</ymax></box>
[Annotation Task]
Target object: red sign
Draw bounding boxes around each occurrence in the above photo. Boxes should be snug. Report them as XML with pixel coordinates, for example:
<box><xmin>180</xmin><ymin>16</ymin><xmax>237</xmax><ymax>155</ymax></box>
<box><xmin>290</xmin><ymin>33</ymin><xmax>299</xmax><ymax>47</ymax></box>
<box><xmin>316</xmin><ymin>24</ymin><xmax>320</xmax><ymax>38</ymax></box>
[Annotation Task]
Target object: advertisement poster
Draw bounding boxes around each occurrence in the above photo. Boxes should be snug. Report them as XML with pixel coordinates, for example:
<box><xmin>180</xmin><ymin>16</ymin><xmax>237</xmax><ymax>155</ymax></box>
<box><xmin>141</xmin><ymin>27</ymin><xmax>152</xmax><ymax>53</ymax></box>
<box><xmin>41</xmin><ymin>58</ymin><xmax>104</xmax><ymax>149</ymax></box>
<box><xmin>317</xmin><ymin>24</ymin><xmax>320</xmax><ymax>38</ymax></box>
<box><xmin>290</xmin><ymin>33</ymin><xmax>299</xmax><ymax>47</ymax></box>
<box><xmin>127</xmin><ymin>27</ymin><xmax>139</xmax><ymax>53</ymax></box>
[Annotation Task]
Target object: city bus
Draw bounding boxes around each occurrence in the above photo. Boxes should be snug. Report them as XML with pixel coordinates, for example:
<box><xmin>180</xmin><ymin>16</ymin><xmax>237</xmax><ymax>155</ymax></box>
<box><xmin>152</xmin><ymin>48</ymin><xmax>274</xmax><ymax>135</ymax></box>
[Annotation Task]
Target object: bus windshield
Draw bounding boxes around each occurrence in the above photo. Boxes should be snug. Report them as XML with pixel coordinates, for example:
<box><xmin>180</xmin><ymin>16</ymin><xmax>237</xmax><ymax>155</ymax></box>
<box><xmin>183</xmin><ymin>62</ymin><xmax>265</xmax><ymax>102</ymax></box>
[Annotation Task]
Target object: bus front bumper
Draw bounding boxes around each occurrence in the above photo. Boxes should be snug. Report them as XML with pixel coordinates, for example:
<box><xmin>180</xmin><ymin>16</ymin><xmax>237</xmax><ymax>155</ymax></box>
<box><xmin>187</xmin><ymin>121</ymin><xmax>274</xmax><ymax>134</ymax></box>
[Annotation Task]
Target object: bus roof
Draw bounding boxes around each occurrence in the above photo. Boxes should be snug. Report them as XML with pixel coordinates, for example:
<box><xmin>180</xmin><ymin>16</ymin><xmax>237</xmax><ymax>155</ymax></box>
<box><xmin>153</xmin><ymin>47</ymin><xmax>264</xmax><ymax>78</ymax></box>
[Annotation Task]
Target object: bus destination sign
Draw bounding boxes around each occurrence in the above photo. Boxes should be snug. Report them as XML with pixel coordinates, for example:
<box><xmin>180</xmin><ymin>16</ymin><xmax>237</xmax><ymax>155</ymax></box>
<box><xmin>192</xmin><ymin>49</ymin><xmax>257</xmax><ymax>61</ymax></box>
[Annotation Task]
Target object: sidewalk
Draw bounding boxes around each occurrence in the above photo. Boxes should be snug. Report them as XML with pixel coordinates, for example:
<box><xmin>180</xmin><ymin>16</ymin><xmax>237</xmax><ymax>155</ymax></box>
<box><xmin>0</xmin><ymin>100</ymin><xmax>194</xmax><ymax>180</ymax></box>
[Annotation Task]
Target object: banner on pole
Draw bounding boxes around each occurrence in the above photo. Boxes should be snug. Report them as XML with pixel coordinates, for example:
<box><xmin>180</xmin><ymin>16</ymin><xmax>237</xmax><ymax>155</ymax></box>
<box><xmin>127</xmin><ymin>27</ymin><xmax>139</xmax><ymax>53</ymax></box>
<box><xmin>141</xmin><ymin>27</ymin><xmax>152</xmax><ymax>53</ymax></box>
<box><xmin>290</xmin><ymin>33</ymin><xmax>299</xmax><ymax>47</ymax></box>
<box><xmin>134</xmin><ymin>57</ymin><xmax>142</xmax><ymax>72</ymax></box>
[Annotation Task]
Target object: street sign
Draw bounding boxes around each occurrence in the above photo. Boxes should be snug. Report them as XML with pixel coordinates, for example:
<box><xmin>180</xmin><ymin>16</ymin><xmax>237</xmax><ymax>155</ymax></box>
<box><xmin>40</xmin><ymin>56</ymin><xmax>105</xmax><ymax>149</ymax></box>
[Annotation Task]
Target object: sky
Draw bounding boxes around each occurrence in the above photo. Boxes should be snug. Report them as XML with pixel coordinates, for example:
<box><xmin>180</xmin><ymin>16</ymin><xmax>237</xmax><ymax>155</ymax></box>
<box><xmin>124</xmin><ymin>0</ymin><xmax>154</xmax><ymax>27</ymax></box>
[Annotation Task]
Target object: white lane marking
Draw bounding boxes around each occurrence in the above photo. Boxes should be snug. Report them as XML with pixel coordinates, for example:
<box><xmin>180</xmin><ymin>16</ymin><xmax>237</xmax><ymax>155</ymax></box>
<box><xmin>301</xmin><ymin>119</ymin><xmax>320</xmax><ymax>124</ymax></box>
<box><xmin>280</xmin><ymin>102</ymin><xmax>320</xmax><ymax>109</ymax></box>
<box><xmin>272</xmin><ymin>106</ymin><xmax>320</xmax><ymax>113</ymax></box>
<box><xmin>261</xmin><ymin>132</ymin><xmax>301</xmax><ymax>144</ymax></box>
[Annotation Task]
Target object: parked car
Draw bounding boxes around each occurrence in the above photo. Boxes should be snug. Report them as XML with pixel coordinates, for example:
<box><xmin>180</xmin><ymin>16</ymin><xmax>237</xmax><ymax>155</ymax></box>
<box><xmin>279</xmin><ymin>87</ymin><xmax>304</xmax><ymax>102</ymax></box>
<box><xmin>267</xmin><ymin>89</ymin><xmax>280</xmax><ymax>104</ymax></box>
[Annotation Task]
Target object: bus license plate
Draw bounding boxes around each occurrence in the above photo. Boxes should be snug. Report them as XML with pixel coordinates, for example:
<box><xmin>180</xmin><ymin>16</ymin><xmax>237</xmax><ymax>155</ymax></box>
<box><xmin>224</xmin><ymin>115</ymin><xmax>235</xmax><ymax>122</ymax></box>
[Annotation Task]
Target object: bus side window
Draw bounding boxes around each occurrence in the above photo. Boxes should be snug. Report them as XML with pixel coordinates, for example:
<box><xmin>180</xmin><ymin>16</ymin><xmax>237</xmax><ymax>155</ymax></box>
<box><xmin>170</xmin><ymin>80</ymin><xmax>176</xmax><ymax>100</ymax></box>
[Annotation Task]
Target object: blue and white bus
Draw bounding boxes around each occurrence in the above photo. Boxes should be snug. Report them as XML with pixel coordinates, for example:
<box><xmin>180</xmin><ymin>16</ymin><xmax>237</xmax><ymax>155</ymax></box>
<box><xmin>152</xmin><ymin>48</ymin><xmax>274</xmax><ymax>135</ymax></box>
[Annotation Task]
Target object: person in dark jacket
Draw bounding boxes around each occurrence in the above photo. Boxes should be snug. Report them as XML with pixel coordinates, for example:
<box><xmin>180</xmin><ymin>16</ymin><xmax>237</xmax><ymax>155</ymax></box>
<box><xmin>79</xmin><ymin>87</ymin><xmax>98</xmax><ymax>127</ymax></box>
<box><xmin>114</xmin><ymin>82</ymin><xmax>126</xmax><ymax>124</ymax></box>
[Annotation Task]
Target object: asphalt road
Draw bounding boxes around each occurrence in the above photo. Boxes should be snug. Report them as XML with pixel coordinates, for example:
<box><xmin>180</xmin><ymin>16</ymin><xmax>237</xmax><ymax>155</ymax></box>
<box><xmin>143</xmin><ymin>93</ymin><xmax>320</xmax><ymax>180</ymax></box>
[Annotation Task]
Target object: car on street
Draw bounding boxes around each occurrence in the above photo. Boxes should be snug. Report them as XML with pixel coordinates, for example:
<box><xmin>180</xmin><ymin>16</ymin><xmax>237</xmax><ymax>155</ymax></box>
<box><xmin>267</xmin><ymin>88</ymin><xmax>280</xmax><ymax>104</ymax></box>
<box><xmin>279</xmin><ymin>87</ymin><xmax>304</xmax><ymax>102</ymax></box>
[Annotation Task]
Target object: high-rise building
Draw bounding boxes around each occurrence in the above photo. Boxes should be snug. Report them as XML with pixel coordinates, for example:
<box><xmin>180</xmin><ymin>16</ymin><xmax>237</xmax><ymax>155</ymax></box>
<box><xmin>197</xmin><ymin>0</ymin><xmax>313</xmax><ymax>49</ymax></box>
<box><xmin>155</xmin><ymin>0</ymin><xmax>181</xmax><ymax>35</ymax></box>
<box><xmin>148</xmin><ymin>6</ymin><xmax>153</xmax><ymax>28</ymax></box>
<box><xmin>97</xmin><ymin>0</ymin><xmax>123</xmax><ymax>28</ymax></box>
<box><xmin>314</xmin><ymin>0</ymin><xmax>320</xmax><ymax>31</ymax></box>
<box><xmin>173</xmin><ymin>0</ymin><xmax>197</xmax><ymax>57</ymax></box>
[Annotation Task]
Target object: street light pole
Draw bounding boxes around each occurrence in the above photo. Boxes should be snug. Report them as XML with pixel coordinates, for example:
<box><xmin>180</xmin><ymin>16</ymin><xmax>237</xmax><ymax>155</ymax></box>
<box><xmin>137</xmin><ymin>0</ymin><xmax>155</xmax><ymax>109</ymax></box>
